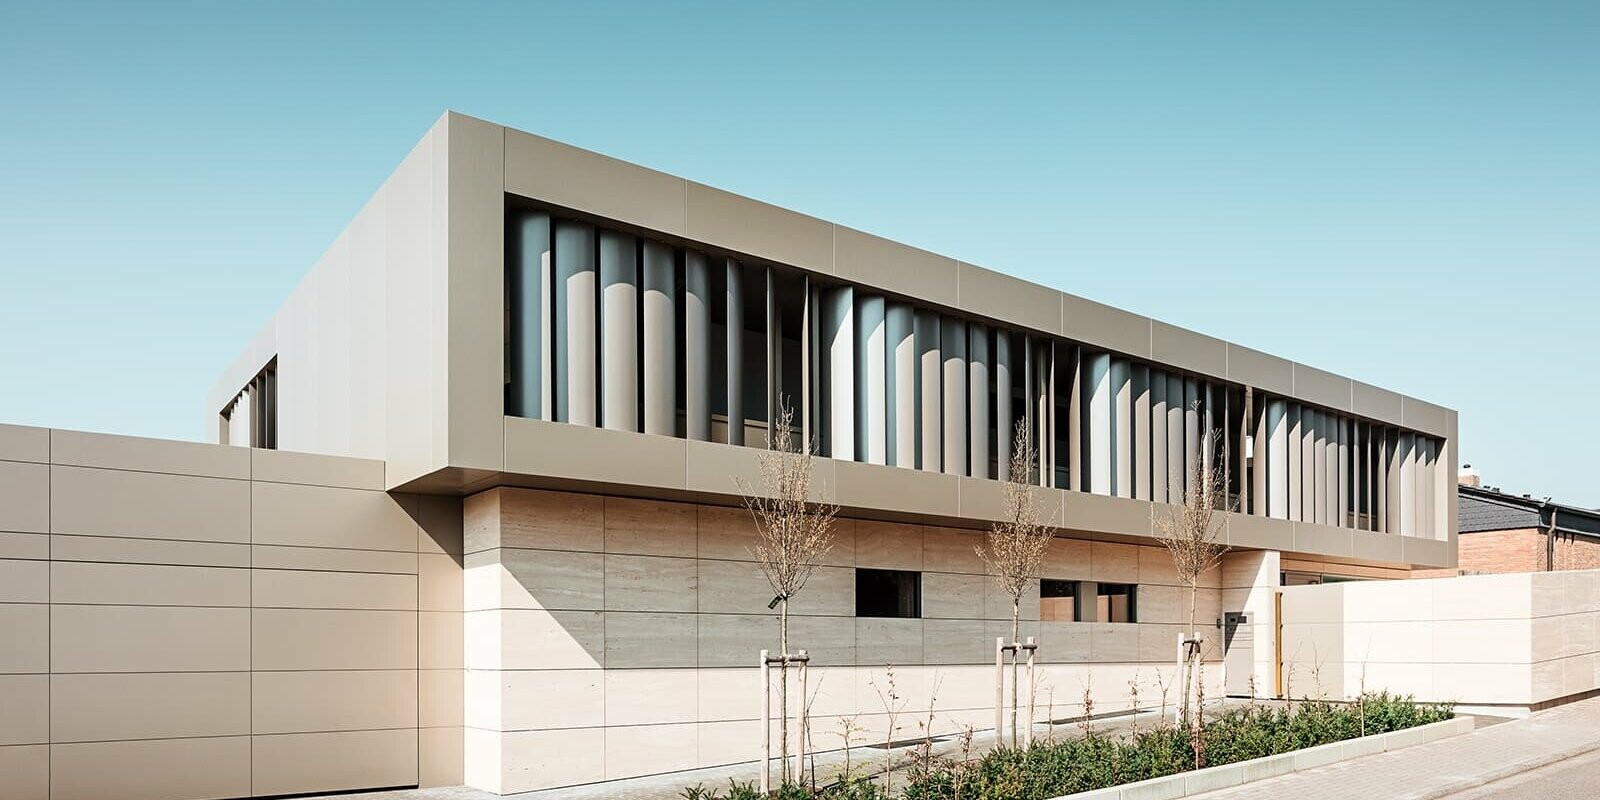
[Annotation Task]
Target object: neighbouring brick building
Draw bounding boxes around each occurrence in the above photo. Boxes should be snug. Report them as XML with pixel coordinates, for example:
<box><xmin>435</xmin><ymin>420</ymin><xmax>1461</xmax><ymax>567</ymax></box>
<box><xmin>1415</xmin><ymin>478</ymin><xmax>1600</xmax><ymax>577</ymax></box>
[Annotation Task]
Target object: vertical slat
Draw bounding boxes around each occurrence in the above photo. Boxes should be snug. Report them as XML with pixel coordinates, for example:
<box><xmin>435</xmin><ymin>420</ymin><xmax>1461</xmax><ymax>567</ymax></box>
<box><xmin>995</xmin><ymin>330</ymin><xmax>1013</xmax><ymax>481</ymax></box>
<box><xmin>968</xmin><ymin>323</ymin><xmax>991</xmax><ymax>478</ymax></box>
<box><xmin>1251</xmin><ymin>393</ymin><xmax>1268</xmax><ymax>516</ymax></box>
<box><xmin>726</xmin><ymin>259</ymin><xmax>745</xmax><ymax>446</ymax></box>
<box><xmin>1068</xmin><ymin>346</ymin><xmax>1083</xmax><ymax>491</ymax></box>
<box><xmin>508</xmin><ymin>210</ymin><xmax>549</xmax><ymax>419</ymax></box>
<box><xmin>1337</xmin><ymin>417</ymin><xmax>1349</xmax><ymax>528</ymax></box>
<box><xmin>802</xmin><ymin>278</ymin><xmax>816</xmax><ymax>448</ymax></box>
<box><xmin>916</xmin><ymin>310</ymin><xmax>941</xmax><ymax>471</ymax></box>
<box><xmin>1183</xmin><ymin>378</ymin><xmax>1200</xmax><ymax>496</ymax></box>
<box><xmin>1045</xmin><ymin>342</ymin><xmax>1056</xmax><ymax>487</ymax></box>
<box><xmin>941</xmin><ymin>317</ymin><xmax>968</xmax><ymax>476</ymax></box>
<box><xmin>888</xmin><ymin>302</ymin><xmax>917</xmax><ymax>469</ymax></box>
<box><xmin>641</xmin><ymin>240</ymin><xmax>676</xmax><ymax>436</ymax></box>
<box><xmin>684</xmin><ymin>251</ymin><xmax>712</xmax><ymax>441</ymax></box>
<box><xmin>1165</xmin><ymin>374</ymin><xmax>1184</xmax><ymax>502</ymax></box>
<box><xmin>1087</xmin><ymin>352</ymin><xmax>1112</xmax><ymax>495</ymax></box>
<box><xmin>1151</xmin><ymin>370</ymin><xmax>1168</xmax><ymax>502</ymax></box>
<box><xmin>1399</xmin><ymin>432</ymin><xmax>1416</xmax><ymax>536</ymax></box>
<box><xmin>766</xmin><ymin>267</ymin><xmax>780</xmax><ymax>440</ymax></box>
<box><xmin>553</xmin><ymin>219</ymin><xmax>596</xmax><ymax>426</ymax></box>
<box><xmin>1112</xmin><ymin>359</ymin><xmax>1131</xmax><ymax>498</ymax></box>
<box><xmin>1285</xmin><ymin>405</ymin><xmax>1301</xmax><ymax>521</ymax></box>
<box><xmin>824</xmin><ymin>286</ymin><xmax>855</xmax><ymax>460</ymax></box>
<box><xmin>1311</xmin><ymin>409</ymin><xmax>1326</xmax><ymax>525</ymax></box>
<box><xmin>858</xmin><ymin>294</ymin><xmax>887</xmax><ymax>465</ymax></box>
<box><xmin>1133</xmin><ymin>366</ymin><xmax>1150</xmax><ymax>501</ymax></box>
<box><xmin>599</xmin><ymin>229</ymin><xmax>638</xmax><ymax>432</ymax></box>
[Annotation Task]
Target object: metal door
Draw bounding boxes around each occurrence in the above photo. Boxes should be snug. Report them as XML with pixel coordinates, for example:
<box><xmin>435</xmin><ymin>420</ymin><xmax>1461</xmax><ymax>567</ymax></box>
<box><xmin>1222</xmin><ymin>611</ymin><xmax>1254</xmax><ymax>697</ymax></box>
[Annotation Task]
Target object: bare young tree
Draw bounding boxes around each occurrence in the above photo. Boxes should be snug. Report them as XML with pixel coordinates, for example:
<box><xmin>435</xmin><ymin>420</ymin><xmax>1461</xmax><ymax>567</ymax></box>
<box><xmin>977</xmin><ymin>419</ymin><xmax>1057</xmax><ymax>746</ymax></box>
<box><xmin>738</xmin><ymin>401</ymin><xmax>838</xmax><ymax>785</ymax></box>
<box><xmin>1155</xmin><ymin>417</ymin><xmax>1232</xmax><ymax>737</ymax></box>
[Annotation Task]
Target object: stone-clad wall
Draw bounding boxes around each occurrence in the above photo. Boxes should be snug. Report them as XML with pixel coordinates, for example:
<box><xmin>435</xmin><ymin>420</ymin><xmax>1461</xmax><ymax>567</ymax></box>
<box><xmin>0</xmin><ymin>424</ymin><xmax>464</xmax><ymax>800</ymax></box>
<box><xmin>462</xmin><ymin>487</ymin><xmax>1224</xmax><ymax>793</ymax></box>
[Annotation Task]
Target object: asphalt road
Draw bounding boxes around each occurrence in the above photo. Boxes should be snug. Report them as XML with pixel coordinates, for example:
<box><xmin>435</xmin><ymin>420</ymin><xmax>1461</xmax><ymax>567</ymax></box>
<box><xmin>1444</xmin><ymin>745</ymin><xmax>1600</xmax><ymax>800</ymax></box>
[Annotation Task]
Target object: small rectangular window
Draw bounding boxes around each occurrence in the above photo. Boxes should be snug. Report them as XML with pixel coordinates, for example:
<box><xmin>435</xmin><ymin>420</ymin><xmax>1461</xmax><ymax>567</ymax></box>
<box><xmin>1096</xmin><ymin>583</ymin><xmax>1137</xmax><ymax>623</ymax></box>
<box><xmin>856</xmin><ymin>568</ymin><xmax>921</xmax><ymax>618</ymax></box>
<box><xmin>1040</xmin><ymin>579</ymin><xmax>1079</xmax><ymax>622</ymax></box>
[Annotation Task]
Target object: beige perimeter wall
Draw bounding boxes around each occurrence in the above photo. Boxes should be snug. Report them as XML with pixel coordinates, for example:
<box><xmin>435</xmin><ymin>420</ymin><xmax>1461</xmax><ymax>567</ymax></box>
<box><xmin>462</xmin><ymin>487</ymin><xmax>1227</xmax><ymax>793</ymax></box>
<box><xmin>1280</xmin><ymin>570</ymin><xmax>1600</xmax><ymax>711</ymax></box>
<box><xmin>0</xmin><ymin>424</ymin><xmax>464</xmax><ymax>800</ymax></box>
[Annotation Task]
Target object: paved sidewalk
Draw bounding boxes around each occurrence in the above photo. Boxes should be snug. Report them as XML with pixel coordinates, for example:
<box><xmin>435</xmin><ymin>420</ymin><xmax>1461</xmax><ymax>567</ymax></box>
<box><xmin>1190</xmin><ymin>696</ymin><xmax>1600</xmax><ymax>800</ymax></box>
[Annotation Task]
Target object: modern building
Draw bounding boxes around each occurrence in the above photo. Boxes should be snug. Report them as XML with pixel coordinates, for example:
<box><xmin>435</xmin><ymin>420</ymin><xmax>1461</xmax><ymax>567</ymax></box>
<box><xmin>0</xmin><ymin>111</ymin><xmax>1458</xmax><ymax>799</ymax></box>
<box><xmin>1412</xmin><ymin>473</ymin><xmax>1600</xmax><ymax>577</ymax></box>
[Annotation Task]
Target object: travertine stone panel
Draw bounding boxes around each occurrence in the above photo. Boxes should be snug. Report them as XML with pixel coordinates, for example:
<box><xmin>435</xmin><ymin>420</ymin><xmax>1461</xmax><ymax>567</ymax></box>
<box><xmin>421</xmin><ymin>610</ymin><xmax>465</xmax><ymax>670</ymax></box>
<box><xmin>497</xmin><ymin>609</ymin><xmax>604</xmax><ymax>670</ymax></box>
<box><xmin>252</xmin><ymin>482</ymin><xmax>417</xmax><ymax>552</ymax></box>
<box><xmin>489</xmin><ymin>669</ymin><xmax>603</xmax><ymax>731</ymax></box>
<box><xmin>419</xmin><ymin>552</ymin><xmax>464</xmax><ymax>612</ymax></box>
<box><xmin>0</xmin><ymin>423</ymin><xmax>48</xmax><ymax>462</ymax></box>
<box><xmin>856</xmin><ymin>521</ymin><xmax>923</xmax><ymax>570</ymax></box>
<box><xmin>0</xmin><ymin>604</ymin><xmax>47</xmax><ymax>673</ymax></box>
<box><xmin>52</xmin><ymin>605</ymin><xmax>250</xmax><ymax>673</ymax></box>
<box><xmin>499</xmin><ymin>728</ymin><xmax>607</xmax><ymax>792</ymax></box>
<box><xmin>50</xmin><ymin>672</ymin><xmax>249</xmax><ymax>743</ymax></box>
<box><xmin>1043</xmin><ymin>536</ymin><xmax>1092</xmax><ymax>579</ymax></box>
<box><xmin>605</xmin><ymin>612</ymin><xmax>698</xmax><ymax>668</ymax></box>
<box><xmin>0</xmin><ymin>675</ymin><xmax>47</xmax><ymax>745</ymax></box>
<box><xmin>51</xmin><ymin>562</ymin><xmax>249</xmax><ymax>607</ymax></box>
<box><xmin>51</xmin><ymin>466</ymin><xmax>248</xmax><ymax>543</ymax></box>
<box><xmin>419</xmin><ymin>669</ymin><xmax>464</xmax><ymax>728</ymax></box>
<box><xmin>51</xmin><ymin>429</ymin><xmax>250</xmax><ymax>479</ymax></box>
<box><xmin>253</xmin><ymin>569</ymin><xmax>417</xmax><ymax>610</ymax></box>
<box><xmin>604</xmin><ymin>722</ymin><xmax>698</xmax><ymax>780</ymax></box>
<box><xmin>252</xmin><ymin>609</ymin><xmax>417</xmax><ymax>671</ymax></box>
<box><xmin>495</xmin><ymin>488</ymin><xmax>604</xmax><ymax>553</ymax></box>
<box><xmin>252</xmin><ymin>447</ymin><xmax>385</xmax><ymax>490</ymax></box>
<box><xmin>251</xmin><ymin>729</ymin><xmax>418</xmax><ymax>797</ymax></box>
<box><xmin>52</xmin><ymin>535</ymin><xmax>249</xmax><ymax>569</ymax></box>
<box><xmin>604</xmin><ymin>554</ymin><xmax>698</xmax><ymax>612</ymax></box>
<box><xmin>419</xmin><ymin>727</ymin><xmax>465</xmax><ymax>788</ymax></box>
<box><xmin>696</xmin><ymin>613</ymin><xmax>779</xmax><ymax>668</ymax></box>
<box><xmin>253</xmin><ymin>670</ymin><xmax>419</xmax><ymax>734</ymax></box>
<box><xmin>0</xmin><ymin>743</ymin><xmax>47</xmax><ymax>800</ymax></box>
<box><xmin>0</xmin><ymin>461</ymin><xmax>48</xmax><ymax>534</ymax></box>
<box><xmin>50</xmin><ymin>736</ymin><xmax>251</xmax><ymax>800</ymax></box>
<box><xmin>923</xmin><ymin>619</ymin><xmax>989</xmax><ymax>665</ymax></box>
<box><xmin>486</xmin><ymin>547</ymin><xmax>604</xmax><ymax>611</ymax></box>
<box><xmin>604</xmin><ymin>669</ymin><xmax>699</xmax><ymax>726</ymax></box>
<box><xmin>604</xmin><ymin>497</ymin><xmax>697</xmax><ymax>558</ymax></box>
<box><xmin>252</xmin><ymin>544</ymin><xmax>417</xmax><ymax>575</ymax></box>
<box><xmin>0</xmin><ymin>531</ymin><xmax>48</xmax><ymax>561</ymax></box>
<box><xmin>922</xmin><ymin>572</ymin><xmax>987</xmax><ymax>619</ymax></box>
<box><xmin>856</xmin><ymin>618</ymin><xmax>923</xmax><ymax>666</ymax></box>
<box><xmin>0</xmin><ymin>560</ymin><xmax>46</xmax><ymax>603</ymax></box>
<box><xmin>1090</xmin><ymin>541</ymin><xmax>1140</xmax><ymax>583</ymax></box>
<box><xmin>922</xmin><ymin>526</ymin><xmax>986</xmax><ymax>574</ymax></box>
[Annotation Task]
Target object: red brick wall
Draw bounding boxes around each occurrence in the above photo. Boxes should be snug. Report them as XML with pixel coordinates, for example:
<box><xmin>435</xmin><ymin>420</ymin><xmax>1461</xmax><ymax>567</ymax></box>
<box><xmin>1414</xmin><ymin>528</ymin><xmax>1600</xmax><ymax>577</ymax></box>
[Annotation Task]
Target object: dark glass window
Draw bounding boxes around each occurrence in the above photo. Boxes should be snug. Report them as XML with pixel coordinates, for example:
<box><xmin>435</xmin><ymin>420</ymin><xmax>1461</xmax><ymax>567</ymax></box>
<box><xmin>1040</xmin><ymin>579</ymin><xmax>1079</xmax><ymax>622</ymax></box>
<box><xmin>856</xmin><ymin>569</ymin><xmax>921</xmax><ymax>618</ymax></box>
<box><xmin>1096</xmin><ymin>583</ymin><xmax>1137</xmax><ymax>623</ymax></box>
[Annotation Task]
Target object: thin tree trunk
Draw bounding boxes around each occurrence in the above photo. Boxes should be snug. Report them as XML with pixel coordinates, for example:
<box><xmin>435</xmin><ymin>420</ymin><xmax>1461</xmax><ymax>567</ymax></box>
<box><xmin>780</xmin><ymin>598</ymin><xmax>790</xmax><ymax>784</ymax></box>
<box><xmin>1010</xmin><ymin>602</ymin><xmax>1020</xmax><ymax>746</ymax></box>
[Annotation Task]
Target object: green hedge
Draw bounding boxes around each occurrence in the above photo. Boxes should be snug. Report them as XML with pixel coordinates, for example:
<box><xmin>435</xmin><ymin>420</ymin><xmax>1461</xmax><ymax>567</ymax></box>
<box><xmin>682</xmin><ymin>693</ymin><xmax>1453</xmax><ymax>800</ymax></box>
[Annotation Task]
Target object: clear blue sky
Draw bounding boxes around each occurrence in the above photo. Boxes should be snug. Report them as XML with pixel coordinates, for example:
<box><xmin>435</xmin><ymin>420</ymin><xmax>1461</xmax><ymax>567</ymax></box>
<box><xmin>1</xmin><ymin>2</ymin><xmax>1595</xmax><ymax>505</ymax></box>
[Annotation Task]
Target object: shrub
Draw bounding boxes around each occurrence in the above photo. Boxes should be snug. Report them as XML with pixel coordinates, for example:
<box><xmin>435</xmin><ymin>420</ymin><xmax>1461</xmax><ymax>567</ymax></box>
<box><xmin>686</xmin><ymin>693</ymin><xmax>1452</xmax><ymax>800</ymax></box>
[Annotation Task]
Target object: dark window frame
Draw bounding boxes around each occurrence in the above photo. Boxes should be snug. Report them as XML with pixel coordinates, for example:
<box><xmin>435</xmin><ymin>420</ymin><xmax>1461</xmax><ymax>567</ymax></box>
<box><xmin>855</xmin><ymin>568</ymin><xmax>921</xmax><ymax>619</ymax></box>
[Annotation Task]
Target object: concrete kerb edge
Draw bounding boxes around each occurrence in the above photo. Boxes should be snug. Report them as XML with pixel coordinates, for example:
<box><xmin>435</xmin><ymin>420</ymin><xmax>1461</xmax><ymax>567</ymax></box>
<box><xmin>1047</xmin><ymin>717</ymin><xmax>1471</xmax><ymax>800</ymax></box>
